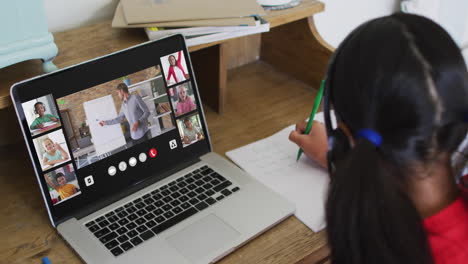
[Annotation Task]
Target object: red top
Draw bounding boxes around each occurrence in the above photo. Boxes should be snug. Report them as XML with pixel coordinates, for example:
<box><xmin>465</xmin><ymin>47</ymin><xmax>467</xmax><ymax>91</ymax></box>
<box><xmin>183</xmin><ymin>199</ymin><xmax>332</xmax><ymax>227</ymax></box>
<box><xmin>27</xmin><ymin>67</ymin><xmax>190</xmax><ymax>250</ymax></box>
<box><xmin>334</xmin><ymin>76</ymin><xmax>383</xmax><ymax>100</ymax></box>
<box><xmin>167</xmin><ymin>50</ymin><xmax>187</xmax><ymax>83</ymax></box>
<box><xmin>423</xmin><ymin>175</ymin><xmax>468</xmax><ymax>264</ymax></box>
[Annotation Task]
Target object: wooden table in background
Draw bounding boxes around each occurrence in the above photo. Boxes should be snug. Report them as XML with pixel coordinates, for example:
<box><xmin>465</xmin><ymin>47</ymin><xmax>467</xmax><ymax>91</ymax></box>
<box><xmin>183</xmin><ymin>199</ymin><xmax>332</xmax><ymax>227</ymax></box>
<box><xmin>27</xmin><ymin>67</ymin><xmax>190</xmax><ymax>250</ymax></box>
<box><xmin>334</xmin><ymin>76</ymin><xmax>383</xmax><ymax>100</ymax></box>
<box><xmin>0</xmin><ymin>0</ymin><xmax>333</xmax><ymax>263</ymax></box>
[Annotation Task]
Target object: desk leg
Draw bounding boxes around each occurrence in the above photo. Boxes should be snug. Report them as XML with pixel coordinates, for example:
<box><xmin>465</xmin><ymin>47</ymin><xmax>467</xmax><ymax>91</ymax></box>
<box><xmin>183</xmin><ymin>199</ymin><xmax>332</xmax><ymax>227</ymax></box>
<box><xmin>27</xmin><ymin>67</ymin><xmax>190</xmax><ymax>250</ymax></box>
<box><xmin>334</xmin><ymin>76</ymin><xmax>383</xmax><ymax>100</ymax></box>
<box><xmin>261</xmin><ymin>17</ymin><xmax>333</xmax><ymax>88</ymax></box>
<box><xmin>190</xmin><ymin>43</ymin><xmax>227</xmax><ymax>114</ymax></box>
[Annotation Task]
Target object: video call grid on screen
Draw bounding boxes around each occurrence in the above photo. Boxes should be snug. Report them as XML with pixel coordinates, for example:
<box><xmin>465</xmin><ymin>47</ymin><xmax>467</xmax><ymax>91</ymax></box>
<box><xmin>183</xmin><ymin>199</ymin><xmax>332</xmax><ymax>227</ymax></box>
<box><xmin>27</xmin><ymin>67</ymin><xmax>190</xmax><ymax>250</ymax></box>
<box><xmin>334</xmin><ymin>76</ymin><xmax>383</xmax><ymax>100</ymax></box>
<box><xmin>21</xmin><ymin>93</ymin><xmax>83</xmax><ymax>205</ymax></box>
<box><xmin>13</xmin><ymin>35</ymin><xmax>213</xmax><ymax>221</ymax></box>
<box><xmin>159</xmin><ymin>50</ymin><xmax>203</xmax><ymax>149</ymax></box>
<box><xmin>19</xmin><ymin>64</ymin><xmax>204</xmax><ymax>208</ymax></box>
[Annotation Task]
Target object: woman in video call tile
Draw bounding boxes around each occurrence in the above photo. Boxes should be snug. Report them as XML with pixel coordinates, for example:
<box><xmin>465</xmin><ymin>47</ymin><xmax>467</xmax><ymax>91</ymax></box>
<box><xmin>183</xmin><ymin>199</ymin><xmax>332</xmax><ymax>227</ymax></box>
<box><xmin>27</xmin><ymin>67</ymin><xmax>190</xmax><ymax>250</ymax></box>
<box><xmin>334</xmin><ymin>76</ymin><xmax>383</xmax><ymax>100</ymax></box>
<box><xmin>182</xmin><ymin>117</ymin><xmax>203</xmax><ymax>144</ymax></box>
<box><xmin>176</xmin><ymin>85</ymin><xmax>196</xmax><ymax>115</ymax></box>
<box><xmin>30</xmin><ymin>102</ymin><xmax>59</xmax><ymax>129</ymax></box>
<box><xmin>45</xmin><ymin>172</ymin><xmax>78</xmax><ymax>201</ymax></box>
<box><xmin>42</xmin><ymin>138</ymin><xmax>69</xmax><ymax>167</ymax></box>
<box><xmin>166</xmin><ymin>50</ymin><xmax>189</xmax><ymax>85</ymax></box>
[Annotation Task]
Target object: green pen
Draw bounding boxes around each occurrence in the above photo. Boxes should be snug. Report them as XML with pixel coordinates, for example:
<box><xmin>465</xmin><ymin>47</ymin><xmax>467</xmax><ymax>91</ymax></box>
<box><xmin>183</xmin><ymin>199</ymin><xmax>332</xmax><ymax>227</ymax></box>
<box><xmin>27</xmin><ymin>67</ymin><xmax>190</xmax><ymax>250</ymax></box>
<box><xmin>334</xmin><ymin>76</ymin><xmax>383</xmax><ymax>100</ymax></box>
<box><xmin>296</xmin><ymin>79</ymin><xmax>325</xmax><ymax>161</ymax></box>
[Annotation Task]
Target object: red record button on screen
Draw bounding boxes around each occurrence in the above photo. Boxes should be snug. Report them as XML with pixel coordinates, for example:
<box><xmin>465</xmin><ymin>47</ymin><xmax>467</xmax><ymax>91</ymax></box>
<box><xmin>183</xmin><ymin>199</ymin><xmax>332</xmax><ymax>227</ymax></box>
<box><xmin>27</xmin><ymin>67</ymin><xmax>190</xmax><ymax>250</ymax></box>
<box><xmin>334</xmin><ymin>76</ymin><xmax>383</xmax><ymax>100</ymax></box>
<box><xmin>149</xmin><ymin>148</ymin><xmax>158</xmax><ymax>158</ymax></box>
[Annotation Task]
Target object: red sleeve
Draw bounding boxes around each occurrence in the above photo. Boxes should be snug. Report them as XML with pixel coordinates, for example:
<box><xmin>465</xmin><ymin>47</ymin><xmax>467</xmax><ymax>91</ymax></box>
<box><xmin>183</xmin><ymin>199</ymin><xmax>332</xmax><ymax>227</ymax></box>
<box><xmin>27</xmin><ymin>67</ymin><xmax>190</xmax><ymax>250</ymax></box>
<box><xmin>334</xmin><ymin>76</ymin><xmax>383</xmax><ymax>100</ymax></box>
<box><xmin>176</xmin><ymin>50</ymin><xmax>187</xmax><ymax>76</ymax></box>
<box><xmin>177</xmin><ymin>50</ymin><xmax>182</xmax><ymax>63</ymax></box>
<box><xmin>167</xmin><ymin>66</ymin><xmax>175</xmax><ymax>82</ymax></box>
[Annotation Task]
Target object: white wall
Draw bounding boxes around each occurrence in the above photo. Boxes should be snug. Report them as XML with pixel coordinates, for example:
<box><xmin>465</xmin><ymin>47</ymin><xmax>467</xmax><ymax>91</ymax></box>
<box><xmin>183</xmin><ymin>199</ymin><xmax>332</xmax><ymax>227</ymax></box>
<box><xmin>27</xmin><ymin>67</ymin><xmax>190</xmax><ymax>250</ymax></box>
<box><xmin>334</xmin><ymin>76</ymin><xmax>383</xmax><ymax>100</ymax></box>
<box><xmin>314</xmin><ymin>0</ymin><xmax>399</xmax><ymax>48</ymax></box>
<box><xmin>314</xmin><ymin>0</ymin><xmax>468</xmax><ymax>63</ymax></box>
<box><xmin>45</xmin><ymin>0</ymin><xmax>119</xmax><ymax>33</ymax></box>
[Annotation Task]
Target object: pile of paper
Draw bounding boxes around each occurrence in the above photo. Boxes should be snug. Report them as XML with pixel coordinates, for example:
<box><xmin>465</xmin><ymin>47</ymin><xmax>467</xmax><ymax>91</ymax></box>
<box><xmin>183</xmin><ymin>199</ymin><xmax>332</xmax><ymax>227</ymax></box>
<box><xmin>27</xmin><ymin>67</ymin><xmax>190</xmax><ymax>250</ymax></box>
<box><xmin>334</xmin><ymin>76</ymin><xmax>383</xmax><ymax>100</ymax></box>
<box><xmin>112</xmin><ymin>0</ymin><xmax>269</xmax><ymax>46</ymax></box>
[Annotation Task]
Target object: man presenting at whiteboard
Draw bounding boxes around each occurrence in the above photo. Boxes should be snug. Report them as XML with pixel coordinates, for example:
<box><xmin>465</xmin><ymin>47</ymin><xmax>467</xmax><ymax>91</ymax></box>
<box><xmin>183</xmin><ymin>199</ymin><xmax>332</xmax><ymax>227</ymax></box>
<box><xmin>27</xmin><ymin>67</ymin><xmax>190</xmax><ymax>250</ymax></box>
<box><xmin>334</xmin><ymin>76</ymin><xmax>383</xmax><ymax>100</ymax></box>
<box><xmin>99</xmin><ymin>83</ymin><xmax>150</xmax><ymax>146</ymax></box>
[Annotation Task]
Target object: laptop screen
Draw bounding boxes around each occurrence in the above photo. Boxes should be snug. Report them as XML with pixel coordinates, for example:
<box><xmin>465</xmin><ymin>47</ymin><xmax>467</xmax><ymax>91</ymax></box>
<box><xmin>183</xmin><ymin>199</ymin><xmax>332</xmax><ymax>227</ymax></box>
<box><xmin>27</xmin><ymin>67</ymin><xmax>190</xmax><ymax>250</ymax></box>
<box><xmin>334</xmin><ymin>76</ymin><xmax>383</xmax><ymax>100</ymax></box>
<box><xmin>11</xmin><ymin>35</ymin><xmax>211</xmax><ymax>224</ymax></box>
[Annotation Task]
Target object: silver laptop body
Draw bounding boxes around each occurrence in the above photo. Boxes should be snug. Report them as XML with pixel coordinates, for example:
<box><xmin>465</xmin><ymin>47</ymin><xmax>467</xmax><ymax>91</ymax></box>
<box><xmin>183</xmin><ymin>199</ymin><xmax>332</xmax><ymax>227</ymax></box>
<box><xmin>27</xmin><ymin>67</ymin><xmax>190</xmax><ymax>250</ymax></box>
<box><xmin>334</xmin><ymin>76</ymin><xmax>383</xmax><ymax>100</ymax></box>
<box><xmin>11</xmin><ymin>35</ymin><xmax>294</xmax><ymax>264</ymax></box>
<box><xmin>58</xmin><ymin>152</ymin><xmax>294</xmax><ymax>264</ymax></box>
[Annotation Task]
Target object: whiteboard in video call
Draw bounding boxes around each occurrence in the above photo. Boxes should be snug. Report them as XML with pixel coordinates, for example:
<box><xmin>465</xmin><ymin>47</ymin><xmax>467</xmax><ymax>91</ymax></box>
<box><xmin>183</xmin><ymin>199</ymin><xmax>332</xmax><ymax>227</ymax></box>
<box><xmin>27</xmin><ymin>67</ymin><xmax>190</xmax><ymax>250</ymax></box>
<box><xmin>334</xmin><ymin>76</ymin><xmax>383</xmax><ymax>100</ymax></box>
<box><xmin>84</xmin><ymin>95</ymin><xmax>126</xmax><ymax>156</ymax></box>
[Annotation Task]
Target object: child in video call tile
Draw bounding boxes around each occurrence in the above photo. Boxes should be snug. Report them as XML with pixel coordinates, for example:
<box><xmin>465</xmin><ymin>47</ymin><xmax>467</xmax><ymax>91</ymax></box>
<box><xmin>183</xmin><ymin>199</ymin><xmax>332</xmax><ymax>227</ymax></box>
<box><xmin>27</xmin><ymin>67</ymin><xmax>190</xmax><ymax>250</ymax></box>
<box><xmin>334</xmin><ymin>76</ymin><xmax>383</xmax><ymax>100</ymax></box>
<box><xmin>166</xmin><ymin>50</ymin><xmax>189</xmax><ymax>85</ymax></box>
<box><xmin>30</xmin><ymin>102</ymin><xmax>59</xmax><ymax>129</ymax></box>
<box><xmin>182</xmin><ymin>117</ymin><xmax>203</xmax><ymax>144</ymax></box>
<box><xmin>45</xmin><ymin>172</ymin><xmax>78</xmax><ymax>200</ymax></box>
<box><xmin>42</xmin><ymin>138</ymin><xmax>69</xmax><ymax>166</ymax></box>
<box><xmin>99</xmin><ymin>83</ymin><xmax>150</xmax><ymax>145</ymax></box>
<box><xmin>176</xmin><ymin>85</ymin><xmax>196</xmax><ymax>115</ymax></box>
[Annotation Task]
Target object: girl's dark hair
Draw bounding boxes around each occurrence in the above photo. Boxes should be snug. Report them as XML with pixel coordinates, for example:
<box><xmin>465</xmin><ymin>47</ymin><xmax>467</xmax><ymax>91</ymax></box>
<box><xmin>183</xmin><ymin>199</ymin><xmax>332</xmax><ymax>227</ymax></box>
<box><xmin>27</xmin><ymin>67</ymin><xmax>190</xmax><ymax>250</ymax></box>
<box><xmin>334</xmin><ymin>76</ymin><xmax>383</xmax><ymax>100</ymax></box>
<box><xmin>326</xmin><ymin>13</ymin><xmax>468</xmax><ymax>264</ymax></box>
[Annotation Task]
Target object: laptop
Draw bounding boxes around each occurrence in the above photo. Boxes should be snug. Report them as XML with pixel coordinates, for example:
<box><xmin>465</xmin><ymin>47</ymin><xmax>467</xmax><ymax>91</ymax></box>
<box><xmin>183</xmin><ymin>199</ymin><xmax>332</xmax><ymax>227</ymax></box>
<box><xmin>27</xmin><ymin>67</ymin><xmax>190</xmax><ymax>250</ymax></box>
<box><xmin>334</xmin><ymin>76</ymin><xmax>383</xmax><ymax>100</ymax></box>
<box><xmin>11</xmin><ymin>35</ymin><xmax>294</xmax><ymax>264</ymax></box>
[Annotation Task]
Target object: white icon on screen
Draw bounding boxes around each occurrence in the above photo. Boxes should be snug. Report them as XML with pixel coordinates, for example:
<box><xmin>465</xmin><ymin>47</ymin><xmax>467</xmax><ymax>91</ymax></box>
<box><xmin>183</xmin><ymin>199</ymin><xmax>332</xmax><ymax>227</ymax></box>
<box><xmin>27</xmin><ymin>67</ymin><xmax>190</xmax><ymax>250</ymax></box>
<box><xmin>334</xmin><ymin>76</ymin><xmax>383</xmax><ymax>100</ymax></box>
<box><xmin>108</xmin><ymin>166</ymin><xmax>117</xmax><ymax>176</ymax></box>
<box><xmin>129</xmin><ymin>157</ymin><xmax>137</xmax><ymax>167</ymax></box>
<box><xmin>139</xmin><ymin>153</ymin><xmax>147</xmax><ymax>162</ymax></box>
<box><xmin>84</xmin><ymin>175</ymin><xmax>94</xmax><ymax>187</ymax></box>
<box><xmin>169</xmin><ymin>139</ymin><xmax>178</xmax><ymax>150</ymax></box>
<box><xmin>119</xmin><ymin>161</ymin><xmax>127</xmax><ymax>172</ymax></box>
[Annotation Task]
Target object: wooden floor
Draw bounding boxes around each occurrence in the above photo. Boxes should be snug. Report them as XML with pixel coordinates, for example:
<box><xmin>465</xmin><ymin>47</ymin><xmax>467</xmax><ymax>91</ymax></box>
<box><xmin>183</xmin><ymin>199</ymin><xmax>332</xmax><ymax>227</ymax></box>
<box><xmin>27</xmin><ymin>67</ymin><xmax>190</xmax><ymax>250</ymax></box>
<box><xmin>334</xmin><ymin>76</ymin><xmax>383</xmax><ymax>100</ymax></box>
<box><xmin>0</xmin><ymin>61</ymin><xmax>329</xmax><ymax>264</ymax></box>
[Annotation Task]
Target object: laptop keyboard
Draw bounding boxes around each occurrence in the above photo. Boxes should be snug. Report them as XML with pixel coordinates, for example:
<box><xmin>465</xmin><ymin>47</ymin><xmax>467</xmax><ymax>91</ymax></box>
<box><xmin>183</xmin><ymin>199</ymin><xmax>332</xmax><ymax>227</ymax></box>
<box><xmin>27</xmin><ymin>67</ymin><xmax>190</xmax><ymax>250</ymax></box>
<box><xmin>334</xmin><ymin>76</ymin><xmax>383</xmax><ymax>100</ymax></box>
<box><xmin>84</xmin><ymin>165</ymin><xmax>240</xmax><ymax>257</ymax></box>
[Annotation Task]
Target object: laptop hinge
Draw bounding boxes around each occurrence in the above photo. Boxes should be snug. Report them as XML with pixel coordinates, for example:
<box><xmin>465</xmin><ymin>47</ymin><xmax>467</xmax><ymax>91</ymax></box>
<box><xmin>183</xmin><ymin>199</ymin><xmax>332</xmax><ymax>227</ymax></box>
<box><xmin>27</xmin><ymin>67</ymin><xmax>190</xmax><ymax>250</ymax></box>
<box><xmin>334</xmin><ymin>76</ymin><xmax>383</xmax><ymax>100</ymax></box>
<box><xmin>56</xmin><ymin>157</ymin><xmax>202</xmax><ymax>225</ymax></box>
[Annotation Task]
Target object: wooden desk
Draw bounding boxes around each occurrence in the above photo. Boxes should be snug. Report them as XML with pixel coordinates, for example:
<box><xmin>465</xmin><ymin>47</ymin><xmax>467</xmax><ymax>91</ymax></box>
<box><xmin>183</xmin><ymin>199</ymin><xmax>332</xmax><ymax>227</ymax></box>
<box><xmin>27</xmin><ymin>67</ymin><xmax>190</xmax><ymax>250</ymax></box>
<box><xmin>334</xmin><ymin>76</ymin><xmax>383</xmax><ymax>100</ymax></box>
<box><xmin>31</xmin><ymin>122</ymin><xmax>62</xmax><ymax>137</ymax></box>
<box><xmin>0</xmin><ymin>1</ymin><xmax>332</xmax><ymax>263</ymax></box>
<box><xmin>0</xmin><ymin>61</ymin><xmax>329</xmax><ymax>264</ymax></box>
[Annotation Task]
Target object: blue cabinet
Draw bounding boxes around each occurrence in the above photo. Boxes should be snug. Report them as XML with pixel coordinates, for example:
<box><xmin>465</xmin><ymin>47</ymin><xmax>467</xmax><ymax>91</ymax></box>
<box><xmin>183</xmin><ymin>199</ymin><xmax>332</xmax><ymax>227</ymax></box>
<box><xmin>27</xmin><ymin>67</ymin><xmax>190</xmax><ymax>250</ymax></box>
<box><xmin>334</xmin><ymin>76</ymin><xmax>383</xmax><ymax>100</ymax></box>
<box><xmin>0</xmin><ymin>0</ymin><xmax>58</xmax><ymax>72</ymax></box>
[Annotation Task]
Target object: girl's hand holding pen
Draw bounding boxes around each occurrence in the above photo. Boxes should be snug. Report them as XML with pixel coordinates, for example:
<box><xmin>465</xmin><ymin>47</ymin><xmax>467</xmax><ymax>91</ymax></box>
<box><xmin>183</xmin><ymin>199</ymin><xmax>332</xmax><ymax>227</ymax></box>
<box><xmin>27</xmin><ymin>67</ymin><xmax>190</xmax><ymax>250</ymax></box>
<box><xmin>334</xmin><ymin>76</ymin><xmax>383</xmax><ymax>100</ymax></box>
<box><xmin>289</xmin><ymin>120</ymin><xmax>328</xmax><ymax>169</ymax></box>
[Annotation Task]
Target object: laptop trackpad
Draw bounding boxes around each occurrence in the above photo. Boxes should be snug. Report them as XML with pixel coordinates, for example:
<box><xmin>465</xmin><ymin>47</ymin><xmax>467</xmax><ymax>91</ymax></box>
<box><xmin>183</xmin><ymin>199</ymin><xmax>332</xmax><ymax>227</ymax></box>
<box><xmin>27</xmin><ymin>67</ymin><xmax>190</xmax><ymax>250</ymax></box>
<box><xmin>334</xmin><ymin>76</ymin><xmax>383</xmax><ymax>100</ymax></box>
<box><xmin>167</xmin><ymin>214</ymin><xmax>240</xmax><ymax>262</ymax></box>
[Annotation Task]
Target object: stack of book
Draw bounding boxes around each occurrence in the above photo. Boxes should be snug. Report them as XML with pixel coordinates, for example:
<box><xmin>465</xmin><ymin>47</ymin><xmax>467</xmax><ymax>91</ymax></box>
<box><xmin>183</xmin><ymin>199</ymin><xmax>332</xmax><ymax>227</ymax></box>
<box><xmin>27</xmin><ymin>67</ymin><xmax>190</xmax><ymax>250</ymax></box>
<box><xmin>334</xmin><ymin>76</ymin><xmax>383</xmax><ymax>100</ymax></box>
<box><xmin>112</xmin><ymin>0</ymin><xmax>269</xmax><ymax>46</ymax></box>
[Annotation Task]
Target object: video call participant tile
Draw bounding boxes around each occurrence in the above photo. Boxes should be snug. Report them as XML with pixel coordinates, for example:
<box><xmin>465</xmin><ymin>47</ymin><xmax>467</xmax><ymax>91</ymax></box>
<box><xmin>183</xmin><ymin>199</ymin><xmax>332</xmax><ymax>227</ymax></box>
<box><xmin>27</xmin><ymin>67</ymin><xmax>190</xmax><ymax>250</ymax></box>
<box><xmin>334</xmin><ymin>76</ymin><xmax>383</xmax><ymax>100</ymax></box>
<box><xmin>169</xmin><ymin>82</ymin><xmax>198</xmax><ymax>117</ymax></box>
<box><xmin>44</xmin><ymin>164</ymin><xmax>81</xmax><ymax>205</ymax></box>
<box><xmin>33</xmin><ymin>130</ymin><xmax>72</xmax><ymax>171</ymax></box>
<box><xmin>161</xmin><ymin>50</ymin><xmax>190</xmax><ymax>86</ymax></box>
<box><xmin>21</xmin><ymin>94</ymin><xmax>61</xmax><ymax>137</ymax></box>
<box><xmin>176</xmin><ymin>113</ymin><xmax>205</xmax><ymax>148</ymax></box>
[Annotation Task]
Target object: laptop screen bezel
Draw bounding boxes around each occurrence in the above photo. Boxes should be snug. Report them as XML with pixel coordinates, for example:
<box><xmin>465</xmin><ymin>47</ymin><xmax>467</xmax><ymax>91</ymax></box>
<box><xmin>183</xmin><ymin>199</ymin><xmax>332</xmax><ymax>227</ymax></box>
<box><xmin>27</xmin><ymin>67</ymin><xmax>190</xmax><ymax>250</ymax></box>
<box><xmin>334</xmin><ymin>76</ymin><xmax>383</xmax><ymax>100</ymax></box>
<box><xmin>10</xmin><ymin>34</ymin><xmax>212</xmax><ymax>226</ymax></box>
